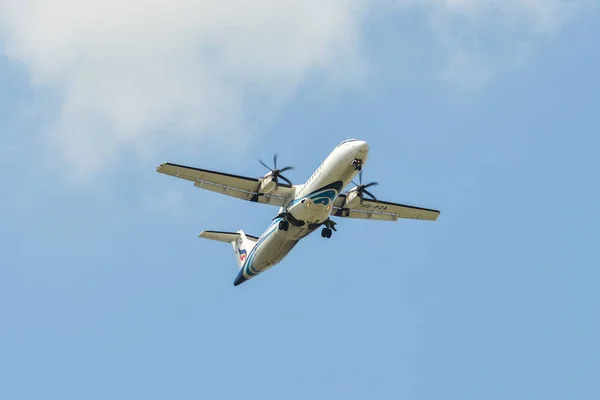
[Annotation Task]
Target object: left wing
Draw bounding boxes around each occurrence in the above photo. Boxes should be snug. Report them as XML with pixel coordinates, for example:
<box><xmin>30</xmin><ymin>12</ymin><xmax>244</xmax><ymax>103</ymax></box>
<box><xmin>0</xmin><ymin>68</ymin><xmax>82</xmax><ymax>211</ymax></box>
<box><xmin>332</xmin><ymin>194</ymin><xmax>440</xmax><ymax>222</ymax></box>
<box><xmin>156</xmin><ymin>162</ymin><xmax>294</xmax><ymax>206</ymax></box>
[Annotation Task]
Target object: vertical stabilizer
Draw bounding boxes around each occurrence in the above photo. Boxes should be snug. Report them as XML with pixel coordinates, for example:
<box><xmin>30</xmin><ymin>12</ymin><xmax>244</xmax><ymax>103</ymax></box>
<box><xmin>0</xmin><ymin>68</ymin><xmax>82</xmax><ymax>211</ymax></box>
<box><xmin>231</xmin><ymin>230</ymin><xmax>253</xmax><ymax>269</ymax></box>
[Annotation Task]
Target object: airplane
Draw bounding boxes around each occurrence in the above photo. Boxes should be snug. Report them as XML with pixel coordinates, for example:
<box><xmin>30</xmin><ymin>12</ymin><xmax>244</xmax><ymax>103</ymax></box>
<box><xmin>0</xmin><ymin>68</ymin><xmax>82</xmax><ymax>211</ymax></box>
<box><xmin>156</xmin><ymin>139</ymin><xmax>440</xmax><ymax>286</ymax></box>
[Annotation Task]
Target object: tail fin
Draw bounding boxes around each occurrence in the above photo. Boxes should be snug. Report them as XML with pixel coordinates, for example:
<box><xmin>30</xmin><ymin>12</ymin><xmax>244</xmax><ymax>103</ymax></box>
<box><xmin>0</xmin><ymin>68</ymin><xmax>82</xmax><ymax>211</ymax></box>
<box><xmin>199</xmin><ymin>230</ymin><xmax>259</xmax><ymax>269</ymax></box>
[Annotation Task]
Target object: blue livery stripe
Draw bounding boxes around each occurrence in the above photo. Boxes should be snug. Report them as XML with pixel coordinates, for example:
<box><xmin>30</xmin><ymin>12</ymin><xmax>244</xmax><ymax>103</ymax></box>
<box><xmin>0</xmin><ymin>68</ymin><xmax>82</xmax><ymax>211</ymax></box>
<box><xmin>240</xmin><ymin>218</ymin><xmax>281</xmax><ymax>278</ymax></box>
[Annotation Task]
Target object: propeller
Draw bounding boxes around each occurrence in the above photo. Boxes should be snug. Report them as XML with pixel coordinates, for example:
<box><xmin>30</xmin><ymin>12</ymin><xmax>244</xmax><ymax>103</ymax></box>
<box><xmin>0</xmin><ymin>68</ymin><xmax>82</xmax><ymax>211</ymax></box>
<box><xmin>351</xmin><ymin>170</ymin><xmax>379</xmax><ymax>204</ymax></box>
<box><xmin>258</xmin><ymin>153</ymin><xmax>294</xmax><ymax>188</ymax></box>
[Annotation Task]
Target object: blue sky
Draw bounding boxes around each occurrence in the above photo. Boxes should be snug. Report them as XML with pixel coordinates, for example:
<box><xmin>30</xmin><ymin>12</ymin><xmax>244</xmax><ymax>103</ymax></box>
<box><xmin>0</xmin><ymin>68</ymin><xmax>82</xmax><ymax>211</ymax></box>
<box><xmin>1</xmin><ymin>2</ymin><xmax>600</xmax><ymax>399</ymax></box>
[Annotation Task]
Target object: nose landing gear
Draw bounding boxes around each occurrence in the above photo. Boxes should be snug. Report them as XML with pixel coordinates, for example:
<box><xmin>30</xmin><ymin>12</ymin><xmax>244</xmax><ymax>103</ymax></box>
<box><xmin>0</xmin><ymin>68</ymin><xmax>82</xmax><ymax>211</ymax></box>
<box><xmin>352</xmin><ymin>158</ymin><xmax>363</xmax><ymax>171</ymax></box>
<box><xmin>320</xmin><ymin>219</ymin><xmax>337</xmax><ymax>239</ymax></box>
<box><xmin>278</xmin><ymin>220</ymin><xmax>290</xmax><ymax>231</ymax></box>
<box><xmin>276</xmin><ymin>211</ymin><xmax>305</xmax><ymax>231</ymax></box>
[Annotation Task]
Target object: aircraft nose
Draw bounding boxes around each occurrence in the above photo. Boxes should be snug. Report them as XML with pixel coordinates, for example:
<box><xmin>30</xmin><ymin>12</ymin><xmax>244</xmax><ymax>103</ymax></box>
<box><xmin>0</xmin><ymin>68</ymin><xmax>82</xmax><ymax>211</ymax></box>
<box><xmin>355</xmin><ymin>140</ymin><xmax>369</xmax><ymax>158</ymax></box>
<box><xmin>356</xmin><ymin>140</ymin><xmax>369</xmax><ymax>151</ymax></box>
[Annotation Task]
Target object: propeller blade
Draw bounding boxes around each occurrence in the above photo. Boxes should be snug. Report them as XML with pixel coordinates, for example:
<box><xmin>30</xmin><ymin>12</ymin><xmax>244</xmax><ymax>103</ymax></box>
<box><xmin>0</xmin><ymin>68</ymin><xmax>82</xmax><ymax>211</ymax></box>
<box><xmin>359</xmin><ymin>170</ymin><xmax>363</xmax><ymax>185</ymax></box>
<box><xmin>363</xmin><ymin>182</ymin><xmax>379</xmax><ymax>189</ymax></box>
<box><xmin>259</xmin><ymin>153</ymin><xmax>293</xmax><ymax>184</ymax></box>
<box><xmin>363</xmin><ymin>189</ymin><xmax>377</xmax><ymax>201</ymax></box>
<box><xmin>259</xmin><ymin>159</ymin><xmax>273</xmax><ymax>171</ymax></box>
<box><xmin>279</xmin><ymin>175</ymin><xmax>293</xmax><ymax>185</ymax></box>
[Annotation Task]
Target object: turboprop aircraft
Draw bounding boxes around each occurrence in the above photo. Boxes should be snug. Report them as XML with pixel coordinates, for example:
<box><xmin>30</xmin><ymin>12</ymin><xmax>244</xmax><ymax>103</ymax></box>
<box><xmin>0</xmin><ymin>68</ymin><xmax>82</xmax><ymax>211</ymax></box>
<box><xmin>156</xmin><ymin>139</ymin><xmax>440</xmax><ymax>286</ymax></box>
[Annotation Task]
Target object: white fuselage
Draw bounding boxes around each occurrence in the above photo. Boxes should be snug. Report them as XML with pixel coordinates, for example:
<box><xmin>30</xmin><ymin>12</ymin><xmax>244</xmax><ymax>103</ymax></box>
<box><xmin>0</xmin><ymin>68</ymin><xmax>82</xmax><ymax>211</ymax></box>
<box><xmin>234</xmin><ymin>139</ymin><xmax>369</xmax><ymax>285</ymax></box>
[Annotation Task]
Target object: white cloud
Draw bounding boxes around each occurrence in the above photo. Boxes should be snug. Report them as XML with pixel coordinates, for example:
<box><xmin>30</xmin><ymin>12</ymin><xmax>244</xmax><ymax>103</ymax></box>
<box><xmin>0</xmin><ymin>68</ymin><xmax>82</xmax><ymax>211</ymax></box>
<box><xmin>408</xmin><ymin>0</ymin><xmax>587</xmax><ymax>86</ymax></box>
<box><xmin>140</xmin><ymin>186</ymin><xmax>187</xmax><ymax>219</ymax></box>
<box><xmin>413</xmin><ymin>0</ymin><xmax>581</xmax><ymax>30</ymax></box>
<box><xmin>0</xmin><ymin>0</ymin><xmax>589</xmax><ymax>177</ymax></box>
<box><xmin>0</xmin><ymin>0</ymin><xmax>369</xmax><ymax>176</ymax></box>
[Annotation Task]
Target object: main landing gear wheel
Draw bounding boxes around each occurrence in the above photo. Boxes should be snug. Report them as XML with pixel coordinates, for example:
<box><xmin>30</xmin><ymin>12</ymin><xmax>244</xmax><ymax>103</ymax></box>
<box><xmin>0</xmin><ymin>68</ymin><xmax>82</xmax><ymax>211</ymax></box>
<box><xmin>279</xmin><ymin>220</ymin><xmax>289</xmax><ymax>231</ymax></box>
<box><xmin>321</xmin><ymin>228</ymin><xmax>332</xmax><ymax>239</ymax></box>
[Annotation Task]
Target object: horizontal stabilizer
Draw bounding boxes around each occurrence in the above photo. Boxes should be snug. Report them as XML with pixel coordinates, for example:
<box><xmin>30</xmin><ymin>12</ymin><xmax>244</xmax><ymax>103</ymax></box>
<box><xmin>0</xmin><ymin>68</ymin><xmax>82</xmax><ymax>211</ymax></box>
<box><xmin>199</xmin><ymin>230</ymin><xmax>259</xmax><ymax>270</ymax></box>
<box><xmin>199</xmin><ymin>230</ymin><xmax>259</xmax><ymax>243</ymax></box>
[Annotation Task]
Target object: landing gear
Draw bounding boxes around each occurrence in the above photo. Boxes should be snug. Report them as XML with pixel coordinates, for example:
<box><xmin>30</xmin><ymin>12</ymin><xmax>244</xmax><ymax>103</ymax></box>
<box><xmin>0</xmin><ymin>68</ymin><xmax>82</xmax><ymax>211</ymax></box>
<box><xmin>352</xmin><ymin>158</ymin><xmax>363</xmax><ymax>171</ymax></box>
<box><xmin>324</xmin><ymin>218</ymin><xmax>337</xmax><ymax>232</ymax></box>
<box><xmin>276</xmin><ymin>210</ymin><xmax>305</xmax><ymax>231</ymax></box>
<box><xmin>278</xmin><ymin>220</ymin><xmax>289</xmax><ymax>231</ymax></box>
<box><xmin>320</xmin><ymin>218</ymin><xmax>336</xmax><ymax>239</ymax></box>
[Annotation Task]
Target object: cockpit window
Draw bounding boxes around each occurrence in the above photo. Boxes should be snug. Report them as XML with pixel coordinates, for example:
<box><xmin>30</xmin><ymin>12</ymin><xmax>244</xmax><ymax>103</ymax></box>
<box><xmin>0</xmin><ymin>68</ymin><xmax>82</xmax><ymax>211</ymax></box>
<box><xmin>338</xmin><ymin>139</ymin><xmax>358</xmax><ymax>147</ymax></box>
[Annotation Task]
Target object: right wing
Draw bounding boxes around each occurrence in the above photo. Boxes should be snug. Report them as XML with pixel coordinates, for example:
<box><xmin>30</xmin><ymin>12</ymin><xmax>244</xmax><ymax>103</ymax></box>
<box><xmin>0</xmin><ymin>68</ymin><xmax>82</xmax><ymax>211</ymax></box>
<box><xmin>332</xmin><ymin>194</ymin><xmax>440</xmax><ymax>222</ymax></box>
<box><xmin>156</xmin><ymin>162</ymin><xmax>294</xmax><ymax>207</ymax></box>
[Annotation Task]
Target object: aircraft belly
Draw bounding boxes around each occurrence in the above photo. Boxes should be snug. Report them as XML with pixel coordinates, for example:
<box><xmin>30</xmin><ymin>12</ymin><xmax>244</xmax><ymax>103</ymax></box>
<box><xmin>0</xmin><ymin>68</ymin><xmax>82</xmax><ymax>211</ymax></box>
<box><xmin>251</xmin><ymin>230</ymin><xmax>297</xmax><ymax>272</ymax></box>
<box><xmin>288</xmin><ymin>203</ymin><xmax>330</xmax><ymax>225</ymax></box>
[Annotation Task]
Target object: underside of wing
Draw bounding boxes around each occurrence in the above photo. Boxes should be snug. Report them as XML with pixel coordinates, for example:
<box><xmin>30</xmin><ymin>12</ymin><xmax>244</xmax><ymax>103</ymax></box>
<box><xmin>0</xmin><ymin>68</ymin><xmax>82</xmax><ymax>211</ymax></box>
<box><xmin>332</xmin><ymin>194</ymin><xmax>440</xmax><ymax>222</ymax></box>
<box><xmin>156</xmin><ymin>162</ymin><xmax>294</xmax><ymax>207</ymax></box>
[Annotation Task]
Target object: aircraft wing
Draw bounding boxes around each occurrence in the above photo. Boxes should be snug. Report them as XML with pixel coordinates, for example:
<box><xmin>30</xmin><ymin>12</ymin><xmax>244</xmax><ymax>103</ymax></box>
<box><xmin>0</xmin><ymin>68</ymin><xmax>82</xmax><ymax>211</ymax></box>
<box><xmin>156</xmin><ymin>162</ymin><xmax>294</xmax><ymax>206</ymax></box>
<box><xmin>332</xmin><ymin>194</ymin><xmax>440</xmax><ymax>222</ymax></box>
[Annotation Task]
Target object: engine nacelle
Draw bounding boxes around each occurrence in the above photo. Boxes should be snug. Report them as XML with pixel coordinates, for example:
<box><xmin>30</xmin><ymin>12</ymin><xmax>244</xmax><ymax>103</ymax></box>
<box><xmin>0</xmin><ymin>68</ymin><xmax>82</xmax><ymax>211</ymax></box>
<box><xmin>259</xmin><ymin>174</ymin><xmax>277</xmax><ymax>194</ymax></box>
<box><xmin>344</xmin><ymin>187</ymin><xmax>361</xmax><ymax>209</ymax></box>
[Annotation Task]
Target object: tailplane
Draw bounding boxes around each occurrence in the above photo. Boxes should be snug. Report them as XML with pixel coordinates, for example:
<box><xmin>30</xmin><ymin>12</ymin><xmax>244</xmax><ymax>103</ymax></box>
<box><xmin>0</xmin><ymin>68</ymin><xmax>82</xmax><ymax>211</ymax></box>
<box><xmin>199</xmin><ymin>230</ymin><xmax>258</xmax><ymax>269</ymax></box>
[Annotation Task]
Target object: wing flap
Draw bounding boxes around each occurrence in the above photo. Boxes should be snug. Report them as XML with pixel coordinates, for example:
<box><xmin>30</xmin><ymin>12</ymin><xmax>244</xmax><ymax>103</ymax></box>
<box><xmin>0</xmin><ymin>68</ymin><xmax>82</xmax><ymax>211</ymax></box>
<box><xmin>332</xmin><ymin>208</ymin><xmax>399</xmax><ymax>221</ymax></box>
<box><xmin>158</xmin><ymin>162</ymin><xmax>259</xmax><ymax>190</ymax></box>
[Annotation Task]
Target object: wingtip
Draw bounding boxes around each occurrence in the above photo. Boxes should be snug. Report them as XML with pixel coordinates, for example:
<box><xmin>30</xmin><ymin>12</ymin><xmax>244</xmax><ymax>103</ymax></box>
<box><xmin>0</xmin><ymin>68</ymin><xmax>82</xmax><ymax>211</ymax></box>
<box><xmin>156</xmin><ymin>162</ymin><xmax>173</xmax><ymax>173</ymax></box>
